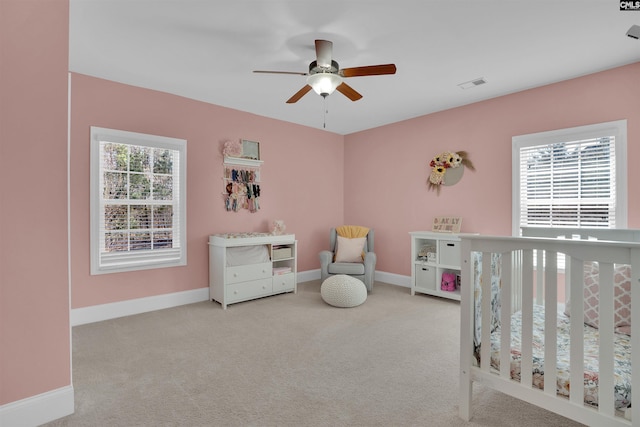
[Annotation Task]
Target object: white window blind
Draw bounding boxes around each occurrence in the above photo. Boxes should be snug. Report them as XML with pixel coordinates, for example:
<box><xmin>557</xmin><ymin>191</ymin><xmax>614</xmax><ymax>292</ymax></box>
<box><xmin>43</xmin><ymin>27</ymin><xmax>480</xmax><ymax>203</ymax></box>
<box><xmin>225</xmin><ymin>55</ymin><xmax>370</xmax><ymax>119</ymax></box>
<box><xmin>512</xmin><ymin>120</ymin><xmax>627</xmax><ymax>236</ymax></box>
<box><xmin>90</xmin><ymin>127</ymin><xmax>187</xmax><ymax>274</ymax></box>
<box><xmin>519</xmin><ymin>137</ymin><xmax>616</xmax><ymax>228</ymax></box>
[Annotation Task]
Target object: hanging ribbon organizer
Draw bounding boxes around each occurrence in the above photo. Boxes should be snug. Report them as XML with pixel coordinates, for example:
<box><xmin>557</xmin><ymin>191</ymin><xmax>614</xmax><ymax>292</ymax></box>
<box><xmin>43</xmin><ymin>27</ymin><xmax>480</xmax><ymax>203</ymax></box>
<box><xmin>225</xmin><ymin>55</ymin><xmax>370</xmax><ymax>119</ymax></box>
<box><xmin>222</xmin><ymin>157</ymin><xmax>263</xmax><ymax>213</ymax></box>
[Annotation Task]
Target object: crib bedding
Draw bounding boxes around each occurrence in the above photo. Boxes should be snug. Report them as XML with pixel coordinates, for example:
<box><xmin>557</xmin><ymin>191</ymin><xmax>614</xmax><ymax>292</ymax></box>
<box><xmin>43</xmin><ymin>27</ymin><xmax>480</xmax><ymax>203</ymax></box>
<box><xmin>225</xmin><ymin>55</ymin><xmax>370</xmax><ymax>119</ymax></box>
<box><xmin>485</xmin><ymin>304</ymin><xmax>632</xmax><ymax>410</ymax></box>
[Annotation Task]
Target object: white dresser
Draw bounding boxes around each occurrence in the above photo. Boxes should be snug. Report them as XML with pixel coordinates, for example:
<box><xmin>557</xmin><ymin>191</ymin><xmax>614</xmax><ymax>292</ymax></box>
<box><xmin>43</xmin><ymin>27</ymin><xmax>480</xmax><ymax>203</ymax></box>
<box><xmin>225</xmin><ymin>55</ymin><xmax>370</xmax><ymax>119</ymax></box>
<box><xmin>209</xmin><ymin>233</ymin><xmax>297</xmax><ymax>309</ymax></box>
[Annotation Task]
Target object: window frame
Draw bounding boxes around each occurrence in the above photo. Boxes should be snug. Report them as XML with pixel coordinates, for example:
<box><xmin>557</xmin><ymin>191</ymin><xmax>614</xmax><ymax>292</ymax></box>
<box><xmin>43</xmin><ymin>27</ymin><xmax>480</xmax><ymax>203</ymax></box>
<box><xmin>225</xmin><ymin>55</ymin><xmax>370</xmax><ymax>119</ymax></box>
<box><xmin>512</xmin><ymin>120</ymin><xmax>627</xmax><ymax>236</ymax></box>
<box><xmin>90</xmin><ymin>127</ymin><xmax>187</xmax><ymax>275</ymax></box>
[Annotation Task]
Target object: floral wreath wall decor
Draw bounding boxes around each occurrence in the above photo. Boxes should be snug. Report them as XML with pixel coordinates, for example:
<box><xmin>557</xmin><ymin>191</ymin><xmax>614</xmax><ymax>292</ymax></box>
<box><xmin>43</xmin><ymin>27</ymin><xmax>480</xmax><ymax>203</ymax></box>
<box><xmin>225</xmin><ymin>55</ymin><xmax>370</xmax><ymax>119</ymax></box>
<box><xmin>428</xmin><ymin>150</ymin><xmax>475</xmax><ymax>193</ymax></box>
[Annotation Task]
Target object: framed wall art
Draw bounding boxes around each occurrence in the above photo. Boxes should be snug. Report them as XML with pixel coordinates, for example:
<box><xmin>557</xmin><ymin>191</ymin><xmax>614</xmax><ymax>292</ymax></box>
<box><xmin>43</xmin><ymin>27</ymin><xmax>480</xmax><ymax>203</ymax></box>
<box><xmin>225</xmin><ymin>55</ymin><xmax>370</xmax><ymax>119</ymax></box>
<box><xmin>241</xmin><ymin>139</ymin><xmax>260</xmax><ymax>160</ymax></box>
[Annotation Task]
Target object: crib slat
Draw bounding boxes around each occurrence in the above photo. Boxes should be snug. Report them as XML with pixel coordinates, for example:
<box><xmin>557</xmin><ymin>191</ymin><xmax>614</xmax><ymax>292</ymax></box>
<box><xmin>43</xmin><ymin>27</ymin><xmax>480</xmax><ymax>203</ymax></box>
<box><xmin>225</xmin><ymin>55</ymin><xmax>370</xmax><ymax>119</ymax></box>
<box><xmin>598</xmin><ymin>262</ymin><xmax>615</xmax><ymax>417</ymax></box>
<box><xmin>543</xmin><ymin>250</ymin><xmax>558</xmax><ymax>397</ymax></box>
<box><xmin>521</xmin><ymin>249</ymin><xmax>534</xmax><ymax>388</ymax></box>
<box><xmin>500</xmin><ymin>253</ymin><xmax>512</xmax><ymax>379</ymax></box>
<box><xmin>480</xmin><ymin>251</ymin><xmax>492</xmax><ymax>372</ymax></box>
<box><xmin>569</xmin><ymin>256</ymin><xmax>585</xmax><ymax>405</ymax></box>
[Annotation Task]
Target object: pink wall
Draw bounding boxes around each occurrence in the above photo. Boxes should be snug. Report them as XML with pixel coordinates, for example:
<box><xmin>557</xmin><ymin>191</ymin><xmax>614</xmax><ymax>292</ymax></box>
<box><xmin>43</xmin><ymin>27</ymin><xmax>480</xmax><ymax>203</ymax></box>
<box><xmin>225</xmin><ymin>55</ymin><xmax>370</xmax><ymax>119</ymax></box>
<box><xmin>70</xmin><ymin>74</ymin><xmax>344</xmax><ymax>308</ymax></box>
<box><xmin>345</xmin><ymin>62</ymin><xmax>640</xmax><ymax>275</ymax></box>
<box><xmin>3</xmin><ymin>0</ymin><xmax>639</xmax><ymax>416</ymax></box>
<box><xmin>0</xmin><ymin>0</ymin><xmax>70</xmax><ymax>405</ymax></box>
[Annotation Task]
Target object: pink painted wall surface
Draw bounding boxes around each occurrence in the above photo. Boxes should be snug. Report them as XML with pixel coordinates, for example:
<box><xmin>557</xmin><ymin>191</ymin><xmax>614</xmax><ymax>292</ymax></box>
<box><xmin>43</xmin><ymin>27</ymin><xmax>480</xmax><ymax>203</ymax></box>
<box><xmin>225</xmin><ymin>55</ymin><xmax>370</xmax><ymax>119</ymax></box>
<box><xmin>3</xmin><ymin>0</ymin><xmax>639</xmax><ymax>415</ymax></box>
<box><xmin>0</xmin><ymin>0</ymin><xmax>71</xmax><ymax>404</ymax></box>
<box><xmin>70</xmin><ymin>74</ymin><xmax>344</xmax><ymax>308</ymax></box>
<box><xmin>345</xmin><ymin>62</ymin><xmax>640</xmax><ymax>276</ymax></box>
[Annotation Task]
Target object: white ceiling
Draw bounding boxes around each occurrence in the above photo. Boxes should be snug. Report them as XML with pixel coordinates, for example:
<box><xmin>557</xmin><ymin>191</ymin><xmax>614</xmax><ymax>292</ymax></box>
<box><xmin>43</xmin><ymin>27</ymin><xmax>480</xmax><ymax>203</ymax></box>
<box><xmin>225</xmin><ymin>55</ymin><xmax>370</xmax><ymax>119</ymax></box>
<box><xmin>69</xmin><ymin>1</ymin><xmax>640</xmax><ymax>135</ymax></box>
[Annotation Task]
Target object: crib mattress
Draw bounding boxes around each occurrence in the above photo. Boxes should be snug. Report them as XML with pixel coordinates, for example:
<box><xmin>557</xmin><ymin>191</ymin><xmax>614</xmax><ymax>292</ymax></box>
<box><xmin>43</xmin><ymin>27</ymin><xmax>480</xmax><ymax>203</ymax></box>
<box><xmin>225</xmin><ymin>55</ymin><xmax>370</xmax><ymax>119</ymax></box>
<box><xmin>488</xmin><ymin>305</ymin><xmax>631</xmax><ymax>410</ymax></box>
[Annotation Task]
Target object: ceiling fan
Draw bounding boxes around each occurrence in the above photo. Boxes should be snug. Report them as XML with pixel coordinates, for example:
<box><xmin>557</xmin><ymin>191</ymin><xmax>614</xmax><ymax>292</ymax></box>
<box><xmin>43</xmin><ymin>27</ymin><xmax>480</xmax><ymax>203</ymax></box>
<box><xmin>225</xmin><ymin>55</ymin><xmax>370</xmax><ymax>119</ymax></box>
<box><xmin>254</xmin><ymin>39</ymin><xmax>397</xmax><ymax>104</ymax></box>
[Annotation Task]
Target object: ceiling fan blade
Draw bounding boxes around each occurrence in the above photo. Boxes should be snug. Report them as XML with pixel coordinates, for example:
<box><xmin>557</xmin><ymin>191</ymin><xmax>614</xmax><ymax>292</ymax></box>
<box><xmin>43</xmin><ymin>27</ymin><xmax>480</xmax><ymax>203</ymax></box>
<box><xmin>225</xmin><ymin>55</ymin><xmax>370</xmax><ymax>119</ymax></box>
<box><xmin>315</xmin><ymin>40</ymin><xmax>333</xmax><ymax>68</ymax></box>
<box><xmin>336</xmin><ymin>82</ymin><xmax>363</xmax><ymax>102</ymax></box>
<box><xmin>253</xmin><ymin>70</ymin><xmax>308</xmax><ymax>76</ymax></box>
<box><xmin>340</xmin><ymin>64</ymin><xmax>397</xmax><ymax>78</ymax></box>
<box><xmin>286</xmin><ymin>85</ymin><xmax>313</xmax><ymax>103</ymax></box>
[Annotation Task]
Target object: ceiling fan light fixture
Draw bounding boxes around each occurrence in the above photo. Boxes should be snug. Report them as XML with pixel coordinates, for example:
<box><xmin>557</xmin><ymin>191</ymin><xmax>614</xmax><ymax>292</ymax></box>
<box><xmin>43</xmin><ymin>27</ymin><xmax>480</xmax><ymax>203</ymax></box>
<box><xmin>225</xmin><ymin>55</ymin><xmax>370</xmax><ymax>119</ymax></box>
<box><xmin>307</xmin><ymin>73</ymin><xmax>342</xmax><ymax>97</ymax></box>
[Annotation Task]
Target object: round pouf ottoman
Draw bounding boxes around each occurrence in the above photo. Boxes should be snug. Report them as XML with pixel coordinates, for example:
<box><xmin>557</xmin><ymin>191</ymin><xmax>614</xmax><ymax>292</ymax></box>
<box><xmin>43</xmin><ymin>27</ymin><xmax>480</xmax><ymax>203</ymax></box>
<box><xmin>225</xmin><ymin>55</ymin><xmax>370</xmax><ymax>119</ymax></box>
<box><xmin>321</xmin><ymin>275</ymin><xmax>367</xmax><ymax>308</ymax></box>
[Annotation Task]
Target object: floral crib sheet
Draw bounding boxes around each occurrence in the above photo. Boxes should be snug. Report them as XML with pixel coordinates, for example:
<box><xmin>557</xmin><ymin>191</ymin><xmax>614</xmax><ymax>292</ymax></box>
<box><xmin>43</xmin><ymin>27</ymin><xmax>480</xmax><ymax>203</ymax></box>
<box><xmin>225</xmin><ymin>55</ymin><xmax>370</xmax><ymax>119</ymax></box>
<box><xmin>486</xmin><ymin>304</ymin><xmax>632</xmax><ymax>410</ymax></box>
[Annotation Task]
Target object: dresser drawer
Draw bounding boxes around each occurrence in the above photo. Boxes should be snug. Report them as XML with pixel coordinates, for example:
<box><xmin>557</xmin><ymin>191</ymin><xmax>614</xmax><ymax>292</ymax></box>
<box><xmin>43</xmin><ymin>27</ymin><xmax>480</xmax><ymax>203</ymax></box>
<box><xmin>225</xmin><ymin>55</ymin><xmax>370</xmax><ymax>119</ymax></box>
<box><xmin>226</xmin><ymin>278</ymin><xmax>272</xmax><ymax>303</ymax></box>
<box><xmin>272</xmin><ymin>273</ymin><xmax>295</xmax><ymax>293</ymax></box>
<box><xmin>226</xmin><ymin>262</ymin><xmax>271</xmax><ymax>284</ymax></box>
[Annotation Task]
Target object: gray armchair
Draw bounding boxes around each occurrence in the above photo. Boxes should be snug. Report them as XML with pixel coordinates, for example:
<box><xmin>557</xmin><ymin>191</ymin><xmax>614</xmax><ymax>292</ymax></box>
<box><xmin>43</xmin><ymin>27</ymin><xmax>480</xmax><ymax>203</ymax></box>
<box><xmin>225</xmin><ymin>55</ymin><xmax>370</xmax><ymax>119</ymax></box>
<box><xmin>319</xmin><ymin>227</ymin><xmax>376</xmax><ymax>292</ymax></box>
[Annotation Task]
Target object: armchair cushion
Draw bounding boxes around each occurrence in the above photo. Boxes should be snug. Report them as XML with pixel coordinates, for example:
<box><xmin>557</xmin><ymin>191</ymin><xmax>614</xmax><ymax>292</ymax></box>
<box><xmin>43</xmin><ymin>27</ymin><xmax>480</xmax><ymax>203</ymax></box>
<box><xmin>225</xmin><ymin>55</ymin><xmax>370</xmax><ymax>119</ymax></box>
<box><xmin>328</xmin><ymin>262</ymin><xmax>366</xmax><ymax>275</ymax></box>
<box><xmin>336</xmin><ymin>225</ymin><xmax>370</xmax><ymax>239</ymax></box>
<box><xmin>334</xmin><ymin>236</ymin><xmax>366</xmax><ymax>262</ymax></box>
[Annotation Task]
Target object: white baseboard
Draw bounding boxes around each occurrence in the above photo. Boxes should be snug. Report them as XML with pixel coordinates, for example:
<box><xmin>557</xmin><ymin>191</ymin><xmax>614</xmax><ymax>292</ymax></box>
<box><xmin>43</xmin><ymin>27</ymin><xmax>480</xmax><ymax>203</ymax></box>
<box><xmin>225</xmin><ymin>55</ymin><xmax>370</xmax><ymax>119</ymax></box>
<box><xmin>0</xmin><ymin>385</ymin><xmax>74</xmax><ymax>427</ymax></box>
<box><xmin>71</xmin><ymin>271</ymin><xmax>412</xmax><ymax>326</ymax></box>
<box><xmin>71</xmin><ymin>287</ymin><xmax>210</xmax><ymax>326</ymax></box>
<box><xmin>298</xmin><ymin>269</ymin><xmax>410</xmax><ymax>287</ymax></box>
<box><xmin>296</xmin><ymin>269</ymin><xmax>321</xmax><ymax>282</ymax></box>
<box><xmin>375</xmin><ymin>271</ymin><xmax>411</xmax><ymax>288</ymax></box>
<box><xmin>297</xmin><ymin>269</ymin><xmax>410</xmax><ymax>288</ymax></box>
<box><xmin>71</xmin><ymin>273</ymin><xmax>326</xmax><ymax>327</ymax></box>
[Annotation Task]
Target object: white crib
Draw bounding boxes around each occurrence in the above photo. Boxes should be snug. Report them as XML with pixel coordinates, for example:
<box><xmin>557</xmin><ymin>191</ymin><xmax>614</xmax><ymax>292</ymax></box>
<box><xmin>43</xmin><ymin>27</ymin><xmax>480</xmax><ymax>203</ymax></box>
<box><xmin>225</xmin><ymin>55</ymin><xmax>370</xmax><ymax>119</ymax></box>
<box><xmin>459</xmin><ymin>228</ymin><xmax>640</xmax><ymax>426</ymax></box>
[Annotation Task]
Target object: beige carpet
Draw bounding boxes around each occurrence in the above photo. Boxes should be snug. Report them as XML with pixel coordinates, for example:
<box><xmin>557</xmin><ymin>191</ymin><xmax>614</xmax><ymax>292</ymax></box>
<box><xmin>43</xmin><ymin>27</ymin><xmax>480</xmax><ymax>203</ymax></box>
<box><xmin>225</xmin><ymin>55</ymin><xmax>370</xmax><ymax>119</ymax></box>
<box><xmin>45</xmin><ymin>281</ymin><xmax>584</xmax><ymax>427</ymax></box>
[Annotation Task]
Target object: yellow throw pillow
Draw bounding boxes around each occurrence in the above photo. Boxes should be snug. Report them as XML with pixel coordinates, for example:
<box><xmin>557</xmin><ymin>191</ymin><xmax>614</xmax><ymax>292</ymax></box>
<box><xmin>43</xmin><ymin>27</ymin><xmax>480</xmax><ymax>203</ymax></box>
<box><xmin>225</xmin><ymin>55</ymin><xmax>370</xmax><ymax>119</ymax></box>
<box><xmin>335</xmin><ymin>225</ymin><xmax>370</xmax><ymax>239</ymax></box>
<box><xmin>335</xmin><ymin>236</ymin><xmax>366</xmax><ymax>263</ymax></box>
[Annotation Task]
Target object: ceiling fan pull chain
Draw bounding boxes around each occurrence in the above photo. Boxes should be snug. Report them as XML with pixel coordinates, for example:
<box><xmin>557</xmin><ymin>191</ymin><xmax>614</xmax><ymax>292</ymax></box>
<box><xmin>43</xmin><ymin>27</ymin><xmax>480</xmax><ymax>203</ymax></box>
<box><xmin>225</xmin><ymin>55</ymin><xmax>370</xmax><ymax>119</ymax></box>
<box><xmin>323</xmin><ymin>95</ymin><xmax>327</xmax><ymax>128</ymax></box>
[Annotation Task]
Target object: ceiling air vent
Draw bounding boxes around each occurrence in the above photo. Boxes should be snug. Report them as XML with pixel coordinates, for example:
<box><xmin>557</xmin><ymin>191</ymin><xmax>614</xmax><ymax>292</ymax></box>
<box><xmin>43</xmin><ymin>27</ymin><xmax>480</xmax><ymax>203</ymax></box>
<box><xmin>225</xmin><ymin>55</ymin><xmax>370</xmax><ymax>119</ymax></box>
<box><xmin>458</xmin><ymin>77</ymin><xmax>487</xmax><ymax>90</ymax></box>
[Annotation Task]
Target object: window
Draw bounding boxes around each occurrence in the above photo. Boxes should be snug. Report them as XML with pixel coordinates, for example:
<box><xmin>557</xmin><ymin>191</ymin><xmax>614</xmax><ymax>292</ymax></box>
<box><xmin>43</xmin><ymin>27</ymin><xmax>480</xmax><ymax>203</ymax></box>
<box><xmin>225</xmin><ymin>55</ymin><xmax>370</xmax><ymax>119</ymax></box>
<box><xmin>512</xmin><ymin>120</ymin><xmax>627</xmax><ymax>235</ymax></box>
<box><xmin>90</xmin><ymin>127</ymin><xmax>186</xmax><ymax>274</ymax></box>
